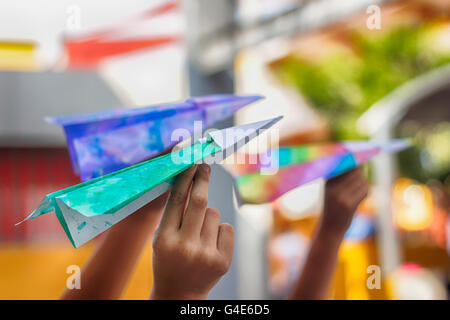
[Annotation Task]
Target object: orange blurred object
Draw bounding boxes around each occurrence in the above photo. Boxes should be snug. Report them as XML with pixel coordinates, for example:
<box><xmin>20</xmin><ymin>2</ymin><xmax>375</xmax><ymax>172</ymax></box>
<box><xmin>393</xmin><ymin>178</ymin><xmax>434</xmax><ymax>231</ymax></box>
<box><xmin>65</xmin><ymin>36</ymin><xmax>180</xmax><ymax>69</ymax></box>
<box><xmin>64</xmin><ymin>1</ymin><xmax>181</xmax><ymax>69</ymax></box>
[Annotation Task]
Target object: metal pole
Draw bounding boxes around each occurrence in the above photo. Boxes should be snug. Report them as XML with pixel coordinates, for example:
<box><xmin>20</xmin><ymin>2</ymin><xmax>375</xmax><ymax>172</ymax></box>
<box><xmin>183</xmin><ymin>0</ymin><xmax>239</xmax><ymax>299</ymax></box>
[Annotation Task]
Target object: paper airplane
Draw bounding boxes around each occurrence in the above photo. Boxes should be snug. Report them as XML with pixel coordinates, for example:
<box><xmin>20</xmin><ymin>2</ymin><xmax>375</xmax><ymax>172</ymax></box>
<box><xmin>228</xmin><ymin>139</ymin><xmax>411</xmax><ymax>204</ymax></box>
<box><xmin>47</xmin><ymin>94</ymin><xmax>263</xmax><ymax>181</ymax></box>
<box><xmin>18</xmin><ymin>116</ymin><xmax>281</xmax><ymax>248</ymax></box>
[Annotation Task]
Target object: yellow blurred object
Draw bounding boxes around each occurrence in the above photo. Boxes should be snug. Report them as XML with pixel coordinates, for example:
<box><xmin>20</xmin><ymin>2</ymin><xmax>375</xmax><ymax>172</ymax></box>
<box><xmin>0</xmin><ymin>41</ymin><xmax>37</xmax><ymax>70</ymax></box>
<box><xmin>0</xmin><ymin>242</ymin><xmax>153</xmax><ymax>300</ymax></box>
<box><xmin>393</xmin><ymin>178</ymin><xmax>434</xmax><ymax>231</ymax></box>
<box><xmin>330</xmin><ymin>239</ymin><xmax>386</xmax><ymax>300</ymax></box>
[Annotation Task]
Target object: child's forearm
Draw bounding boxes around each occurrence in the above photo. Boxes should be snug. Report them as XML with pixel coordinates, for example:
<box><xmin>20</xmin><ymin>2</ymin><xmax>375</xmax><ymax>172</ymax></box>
<box><xmin>290</xmin><ymin>169</ymin><xmax>368</xmax><ymax>300</ymax></box>
<box><xmin>61</xmin><ymin>194</ymin><xmax>167</xmax><ymax>300</ymax></box>
<box><xmin>289</xmin><ymin>221</ymin><xmax>345</xmax><ymax>300</ymax></box>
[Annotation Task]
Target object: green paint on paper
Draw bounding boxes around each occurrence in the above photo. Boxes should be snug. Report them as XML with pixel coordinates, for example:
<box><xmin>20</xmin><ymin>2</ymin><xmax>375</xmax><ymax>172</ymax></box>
<box><xmin>58</xmin><ymin>140</ymin><xmax>221</xmax><ymax>217</ymax></box>
<box><xmin>77</xmin><ymin>221</ymin><xmax>87</xmax><ymax>231</ymax></box>
<box><xmin>23</xmin><ymin>139</ymin><xmax>222</xmax><ymax>248</ymax></box>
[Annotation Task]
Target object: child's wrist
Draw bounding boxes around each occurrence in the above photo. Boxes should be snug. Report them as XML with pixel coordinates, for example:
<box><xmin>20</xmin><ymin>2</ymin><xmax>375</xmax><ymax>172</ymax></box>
<box><xmin>121</xmin><ymin>208</ymin><xmax>162</xmax><ymax>231</ymax></box>
<box><xmin>316</xmin><ymin>218</ymin><xmax>347</xmax><ymax>242</ymax></box>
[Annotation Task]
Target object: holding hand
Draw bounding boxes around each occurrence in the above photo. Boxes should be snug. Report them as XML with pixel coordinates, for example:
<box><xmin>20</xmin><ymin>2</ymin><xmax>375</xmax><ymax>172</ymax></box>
<box><xmin>320</xmin><ymin>167</ymin><xmax>369</xmax><ymax>237</ymax></box>
<box><xmin>290</xmin><ymin>167</ymin><xmax>369</xmax><ymax>300</ymax></box>
<box><xmin>151</xmin><ymin>164</ymin><xmax>234</xmax><ymax>300</ymax></box>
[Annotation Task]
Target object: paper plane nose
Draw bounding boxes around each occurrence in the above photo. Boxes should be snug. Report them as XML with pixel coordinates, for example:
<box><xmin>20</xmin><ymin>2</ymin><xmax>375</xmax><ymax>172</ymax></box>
<box><xmin>189</xmin><ymin>94</ymin><xmax>264</xmax><ymax>109</ymax></box>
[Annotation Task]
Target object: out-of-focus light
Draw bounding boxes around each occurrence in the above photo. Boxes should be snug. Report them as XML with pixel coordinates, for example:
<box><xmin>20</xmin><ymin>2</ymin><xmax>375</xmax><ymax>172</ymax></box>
<box><xmin>446</xmin><ymin>215</ymin><xmax>450</xmax><ymax>255</ymax></box>
<box><xmin>276</xmin><ymin>179</ymin><xmax>323</xmax><ymax>220</ymax></box>
<box><xmin>387</xmin><ymin>263</ymin><xmax>447</xmax><ymax>300</ymax></box>
<box><xmin>344</xmin><ymin>214</ymin><xmax>375</xmax><ymax>241</ymax></box>
<box><xmin>269</xmin><ymin>231</ymin><xmax>309</xmax><ymax>295</ymax></box>
<box><xmin>423</xmin><ymin>122</ymin><xmax>450</xmax><ymax>174</ymax></box>
<box><xmin>393</xmin><ymin>178</ymin><xmax>433</xmax><ymax>231</ymax></box>
<box><xmin>238</xmin><ymin>203</ymin><xmax>273</xmax><ymax>232</ymax></box>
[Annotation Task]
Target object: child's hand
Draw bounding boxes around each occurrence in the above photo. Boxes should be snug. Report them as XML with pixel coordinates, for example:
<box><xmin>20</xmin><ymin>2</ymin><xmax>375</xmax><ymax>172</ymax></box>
<box><xmin>150</xmin><ymin>164</ymin><xmax>234</xmax><ymax>300</ymax></box>
<box><xmin>320</xmin><ymin>168</ymin><xmax>369</xmax><ymax>237</ymax></box>
<box><xmin>290</xmin><ymin>168</ymin><xmax>368</xmax><ymax>300</ymax></box>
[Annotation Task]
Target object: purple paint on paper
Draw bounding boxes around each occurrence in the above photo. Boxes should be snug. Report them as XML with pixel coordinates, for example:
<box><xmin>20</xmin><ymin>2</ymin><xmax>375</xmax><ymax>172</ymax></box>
<box><xmin>47</xmin><ymin>94</ymin><xmax>262</xmax><ymax>180</ymax></box>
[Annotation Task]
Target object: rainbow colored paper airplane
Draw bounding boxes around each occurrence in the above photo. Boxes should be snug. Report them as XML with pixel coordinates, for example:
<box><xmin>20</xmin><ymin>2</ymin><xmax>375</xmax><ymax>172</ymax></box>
<box><xmin>48</xmin><ymin>94</ymin><xmax>262</xmax><ymax>181</ymax></box>
<box><xmin>226</xmin><ymin>139</ymin><xmax>411</xmax><ymax>204</ymax></box>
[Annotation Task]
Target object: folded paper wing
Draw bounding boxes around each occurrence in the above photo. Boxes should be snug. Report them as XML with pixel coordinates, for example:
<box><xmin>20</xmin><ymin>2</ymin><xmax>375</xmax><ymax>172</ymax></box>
<box><xmin>18</xmin><ymin>116</ymin><xmax>281</xmax><ymax>248</ymax></box>
<box><xmin>229</xmin><ymin>139</ymin><xmax>411</xmax><ymax>204</ymax></box>
<box><xmin>47</xmin><ymin>94</ymin><xmax>263</xmax><ymax>181</ymax></box>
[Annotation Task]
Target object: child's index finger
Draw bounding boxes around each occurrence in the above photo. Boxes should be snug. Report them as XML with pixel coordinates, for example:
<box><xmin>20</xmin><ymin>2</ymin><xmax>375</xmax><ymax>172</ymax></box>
<box><xmin>180</xmin><ymin>164</ymin><xmax>211</xmax><ymax>237</ymax></box>
<box><xmin>159</xmin><ymin>165</ymin><xmax>198</xmax><ymax>231</ymax></box>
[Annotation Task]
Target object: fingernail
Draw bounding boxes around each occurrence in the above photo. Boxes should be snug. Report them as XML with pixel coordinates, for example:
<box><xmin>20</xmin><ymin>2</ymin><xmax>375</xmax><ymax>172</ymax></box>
<box><xmin>199</xmin><ymin>163</ymin><xmax>210</xmax><ymax>174</ymax></box>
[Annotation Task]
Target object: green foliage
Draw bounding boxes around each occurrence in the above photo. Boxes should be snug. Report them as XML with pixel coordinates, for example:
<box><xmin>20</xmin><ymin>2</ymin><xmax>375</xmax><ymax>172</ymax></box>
<box><xmin>274</xmin><ymin>24</ymin><xmax>450</xmax><ymax>140</ymax></box>
<box><xmin>397</xmin><ymin>121</ymin><xmax>450</xmax><ymax>184</ymax></box>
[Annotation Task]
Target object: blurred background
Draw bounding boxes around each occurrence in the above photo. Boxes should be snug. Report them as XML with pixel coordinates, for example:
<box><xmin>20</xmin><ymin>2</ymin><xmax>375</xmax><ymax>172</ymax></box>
<box><xmin>0</xmin><ymin>0</ymin><xmax>448</xmax><ymax>299</ymax></box>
